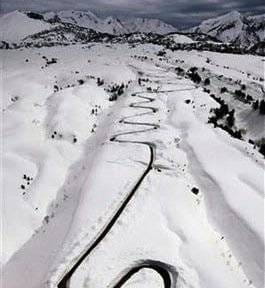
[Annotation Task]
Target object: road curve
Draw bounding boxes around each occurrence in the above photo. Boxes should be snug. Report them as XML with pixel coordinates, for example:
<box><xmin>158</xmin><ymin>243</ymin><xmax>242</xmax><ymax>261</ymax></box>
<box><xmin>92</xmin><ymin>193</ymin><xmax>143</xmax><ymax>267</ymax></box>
<box><xmin>112</xmin><ymin>260</ymin><xmax>178</xmax><ymax>288</ymax></box>
<box><xmin>57</xmin><ymin>88</ymin><xmax>182</xmax><ymax>288</ymax></box>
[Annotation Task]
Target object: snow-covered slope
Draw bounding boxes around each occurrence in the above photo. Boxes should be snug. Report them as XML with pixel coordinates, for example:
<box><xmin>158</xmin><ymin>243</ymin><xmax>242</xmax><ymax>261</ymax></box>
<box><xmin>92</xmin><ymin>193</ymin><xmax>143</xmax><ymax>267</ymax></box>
<box><xmin>0</xmin><ymin>11</ymin><xmax>52</xmax><ymax>42</ymax></box>
<box><xmin>121</xmin><ymin>17</ymin><xmax>177</xmax><ymax>34</ymax></box>
<box><xmin>0</xmin><ymin>9</ymin><xmax>176</xmax><ymax>44</ymax></box>
<box><xmin>2</xmin><ymin>42</ymin><xmax>264</xmax><ymax>288</ymax></box>
<box><xmin>43</xmin><ymin>10</ymin><xmax>127</xmax><ymax>35</ymax></box>
<box><xmin>248</xmin><ymin>14</ymin><xmax>265</xmax><ymax>41</ymax></box>
<box><xmin>43</xmin><ymin>10</ymin><xmax>177</xmax><ymax>35</ymax></box>
<box><xmin>165</xmin><ymin>33</ymin><xmax>195</xmax><ymax>44</ymax></box>
<box><xmin>189</xmin><ymin>11</ymin><xmax>264</xmax><ymax>46</ymax></box>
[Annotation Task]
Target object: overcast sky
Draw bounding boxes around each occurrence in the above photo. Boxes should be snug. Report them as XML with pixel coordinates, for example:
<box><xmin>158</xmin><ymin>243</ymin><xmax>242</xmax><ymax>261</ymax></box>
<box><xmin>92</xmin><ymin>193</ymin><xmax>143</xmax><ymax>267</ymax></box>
<box><xmin>2</xmin><ymin>0</ymin><xmax>265</xmax><ymax>28</ymax></box>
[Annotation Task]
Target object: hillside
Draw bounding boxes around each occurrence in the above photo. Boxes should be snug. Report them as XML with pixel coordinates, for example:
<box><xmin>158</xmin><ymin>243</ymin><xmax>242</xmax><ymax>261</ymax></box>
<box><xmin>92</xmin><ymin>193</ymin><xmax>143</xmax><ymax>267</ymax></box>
<box><xmin>0</xmin><ymin>10</ymin><xmax>52</xmax><ymax>42</ymax></box>
<box><xmin>43</xmin><ymin>10</ymin><xmax>177</xmax><ymax>35</ymax></box>
<box><xmin>1</xmin><ymin>8</ymin><xmax>265</xmax><ymax>288</ymax></box>
<box><xmin>188</xmin><ymin>11</ymin><xmax>265</xmax><ymax>47</ymax></box>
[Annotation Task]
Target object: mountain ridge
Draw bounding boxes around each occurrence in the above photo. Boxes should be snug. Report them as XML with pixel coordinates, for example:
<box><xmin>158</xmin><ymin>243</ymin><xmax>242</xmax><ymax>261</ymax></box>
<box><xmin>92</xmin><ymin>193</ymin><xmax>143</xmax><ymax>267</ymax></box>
<box><xmin>42</xmin><ymin>10</ymin><xmax>177</xmax><ymax>35</ymax></box>
<box><xmin>188</xmin><ymin>10</ymin><xmax>265</xmax><ymax>47</ymax></box>
<box><xmin>0</xmin><ymin>9</ymin><xmax>264</xmax><ymax>48</ymax></box>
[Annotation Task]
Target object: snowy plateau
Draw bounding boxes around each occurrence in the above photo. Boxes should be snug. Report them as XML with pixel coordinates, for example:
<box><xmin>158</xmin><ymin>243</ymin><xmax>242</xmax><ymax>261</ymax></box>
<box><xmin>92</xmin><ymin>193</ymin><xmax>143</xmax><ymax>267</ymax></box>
<box><xmin>1</xmin><ymin>9</ymin><xmax>265</xmax><ymax>288</ymax></box>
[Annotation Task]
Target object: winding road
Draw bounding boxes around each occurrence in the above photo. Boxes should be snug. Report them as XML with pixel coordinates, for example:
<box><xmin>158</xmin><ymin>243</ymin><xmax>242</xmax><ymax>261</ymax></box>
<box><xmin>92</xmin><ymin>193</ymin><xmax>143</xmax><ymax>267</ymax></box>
<box><xmin>112</xmin><ymin>260</ymin><xmax>177</xmax><ymax>288</ymax></box>
<box><xmin>57</xmin><ymin>87</ymin><xmax>179</xmax><ymax>288</ymax></box>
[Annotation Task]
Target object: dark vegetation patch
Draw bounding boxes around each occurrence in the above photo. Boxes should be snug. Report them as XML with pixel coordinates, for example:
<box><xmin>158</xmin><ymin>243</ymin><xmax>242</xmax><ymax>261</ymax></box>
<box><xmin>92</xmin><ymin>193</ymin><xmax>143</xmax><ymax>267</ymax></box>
<box><xmin>2</xmin><ymin>26</ymin><xmax>263</xmax><ymax>56</ymax></box>
<box><xmin>107</xmin><ymin>83</ymin><xmax>125</xmax><ymax>101</ymax></box>
<box><xmin>26</xmin><ymin>12</ymin><xmax>44</xmax><ymax>20</ymax></box>
<box><xmin>204</xmin><ymin>78</ymin><xmax>210</xmax><ymax>85</ymax></box>
<box><xmin>253</xmin><ymin>138</ymin><xmax>265</xmax><ymax>157</ymax></box>
<box><xmin>20</xmin><ymin>174</ymin><xmax>34</xmax><ymax>194</ymax></box>
<box><xmin>208</xmin><ymin>94</ymin><xmax>243</xmax><ymax>140</ymax></box>
<box><xmin>97</xmin><ymin>77</ymin><xmax>104</xmax><ymax>86</ymax></box>
<box><xmin>191</xmin><ymin>187</ymin><xmax>199</xmax><ymax>195</ymax></box>
<box><xmin>77</xmin><ymin>79</ymin><xmax>84</xmax><ymax>85</ymax></box>
<box><xmin>157</xmin><ymin>50</ymin><xmax>166</xmax><ymax>57</ymax></box>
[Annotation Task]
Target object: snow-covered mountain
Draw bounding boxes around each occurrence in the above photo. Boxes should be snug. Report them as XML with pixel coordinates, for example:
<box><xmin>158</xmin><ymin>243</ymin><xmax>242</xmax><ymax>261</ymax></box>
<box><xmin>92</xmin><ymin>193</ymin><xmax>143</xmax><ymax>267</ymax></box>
<box><xmin>2</xmin><ymin>9</ymin><xmax>264</xmax><ymax>47</ymax></box>
<box><xmin>1</xmin><ymin>10</ymin><xmax>263</xmax><ymax>55</ymax></box>
<box><xmin>121</xmin><ymin>17</ymin><xmax>177</xmax><ymax>34</ymax></box>
<box><xmin>0</xmin><ymin>10</ymin><xmax>177</xmax><ymax>43</ymax></box>
<box><xmin>189</xmin><ymin>11</ymin><xmax>265</xmax><ymax>46</ymax></box>
<box><xmin>0</xmin><ymin>10</ymin><xmax>52</xmax><ymax>42</ymax></box>
<box><xmin>248</xmin><ymin>14</ymin><xmax>265</xmax><ymax>41</ymax></box>
<box><xmin>43</xmin><ymin>10</ymin><xmax>177</xmax><ymax>35</ymax></box>
<box><xmin>43</xmin><ymin>10</ymin><xmax>127</xmax><ymax>35</ymax></box>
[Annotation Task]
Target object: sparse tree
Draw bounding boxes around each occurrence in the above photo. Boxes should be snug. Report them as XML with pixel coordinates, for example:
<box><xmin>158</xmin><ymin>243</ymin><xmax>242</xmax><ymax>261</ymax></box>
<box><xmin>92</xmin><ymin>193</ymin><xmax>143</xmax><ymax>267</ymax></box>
<box><xmin>204</xmin><ymin>78</ymin><xmax>210</xmax><ymax>85</ymax></box>
<box><xmin>259</xmin><ymin>99</ymin><xmax>265</xmax><ymax>115</ymax></box>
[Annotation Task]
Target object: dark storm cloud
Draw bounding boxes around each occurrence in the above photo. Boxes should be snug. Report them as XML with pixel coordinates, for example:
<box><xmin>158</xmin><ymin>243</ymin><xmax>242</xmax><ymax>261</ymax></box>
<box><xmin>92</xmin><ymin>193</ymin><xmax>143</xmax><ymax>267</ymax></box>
<box><xmin>2</xmin><ymin>0</ymin><xmax>265</xmax><ymax>28</ymax></box>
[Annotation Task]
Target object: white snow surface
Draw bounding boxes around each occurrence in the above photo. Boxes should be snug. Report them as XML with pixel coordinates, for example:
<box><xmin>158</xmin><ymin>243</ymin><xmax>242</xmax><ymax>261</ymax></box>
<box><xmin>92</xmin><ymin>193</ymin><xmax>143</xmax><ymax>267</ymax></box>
<box><xmin>121</xmin><ymin>17</ymin><xmax>177</xmax><ymax>34</ymax></box>
<box><xmin>0</xmin><ymin>11</ymin><xmax>52</xmax><ymax>42</ymax></box>
<box><xmin>165</xmin><ymin>33</ymin><xmax>195</xmax><ymax>44</ymax></box>
<box><xmin>188</xmin><ymin>11</ymin><xmax>264</xmax><ymax>46</ymax></box>
<box><xmin>43</xmin><ymin>10</ymin><xmax>177</xmax><ymax>35</ymax></box>
<box><xmin>1</xmin><ymin>42</ymin><xmax>264</xmax><ymax>288</ymax></box>
<box><xmin>248</xmin><ymin>14</ymin><xmax>265</xmax><ymax>41</ymax></box>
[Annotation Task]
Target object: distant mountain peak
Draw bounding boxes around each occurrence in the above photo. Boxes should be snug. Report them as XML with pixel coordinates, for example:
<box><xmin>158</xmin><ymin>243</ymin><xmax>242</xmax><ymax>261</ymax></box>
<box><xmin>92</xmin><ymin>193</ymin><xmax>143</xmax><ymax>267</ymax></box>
<box><xmin>225</xmin><ymin>10</ymin><xmax>241</xmax><ymax>17</ymax></box>
<box><xmin>42</xmin><ymin>10</ymin><xmax>177</xmax><ymax>35</ymax></box>
<box><xmin>188</xmin><ymin>10</ymin><xmax>264</xmax><ymax>46</ymax></box>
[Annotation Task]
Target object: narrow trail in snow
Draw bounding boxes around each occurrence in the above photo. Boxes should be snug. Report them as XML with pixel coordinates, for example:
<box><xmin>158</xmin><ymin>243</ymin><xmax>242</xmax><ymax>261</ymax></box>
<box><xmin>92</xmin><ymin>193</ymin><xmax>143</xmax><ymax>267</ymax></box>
<box><xmin>57</xmin><ymin>82</ymin><xmax>196</xmax><ymax>288</ymax></box>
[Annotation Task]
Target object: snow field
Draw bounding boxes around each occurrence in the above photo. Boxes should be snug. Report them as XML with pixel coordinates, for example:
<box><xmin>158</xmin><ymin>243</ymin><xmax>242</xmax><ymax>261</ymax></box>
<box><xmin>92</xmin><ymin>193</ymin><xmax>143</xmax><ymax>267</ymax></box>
<box><xmin>2</xmin><ymin>43</ymin><xmax>264</xmax><ymax>288</ymax></box>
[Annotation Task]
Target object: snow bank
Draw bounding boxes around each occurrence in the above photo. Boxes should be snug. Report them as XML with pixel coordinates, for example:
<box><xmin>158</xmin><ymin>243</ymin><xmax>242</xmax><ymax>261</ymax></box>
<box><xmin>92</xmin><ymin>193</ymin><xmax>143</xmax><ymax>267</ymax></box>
<box><xmin>167</xmin><ymin>33</ymin><xmax>195</xmax><ymax>44</ymax></box>
<box><xmin>168</xmin><ymin>87</ymin><xmax>264</xmax><ymax>287</ymax></box>
<box><xmin>2</xmin><ymin>44</ymin><xmax>137</xmax><ymax>264</ymax></box>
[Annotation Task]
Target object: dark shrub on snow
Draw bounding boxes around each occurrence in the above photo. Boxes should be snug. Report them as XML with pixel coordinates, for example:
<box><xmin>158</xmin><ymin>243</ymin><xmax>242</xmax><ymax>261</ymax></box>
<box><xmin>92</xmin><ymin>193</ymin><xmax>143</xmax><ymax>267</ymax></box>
<box><xmin>259</xmin><ymin>100</ymin><xmax>265</xmax><ymax>115</ymax></box>
<box><xmin>226</xmin><ymin>109</ymin><xmax>235</xmax><ymax>127</ymax></box>
<box><xmin>220</xmin><ymin>87</ymin><xmax>228</xmax><ymax>93</ymax></box>
<box><xmin>97</xmin><ymin>77</ymin><xmax>104</xmax><ymax>86</ymax></box>
<box><xmin>27</xmin><ymin>12</ymin><xmax>44</xmax><ymax>20</ymax></box>
<box><xmin>204</xmin><ymin>78</ymin><xmax>210</xmax><ymax>85</ymax></box>
<box><xmin>259</xmin><ymin>143</ymin><xmax>265</xmax><ymax>157</ymax></box>
<box><xmin>252</xmin><ymin>100</ymin><xmax>259</xmax><ymax>110</ymax></box>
